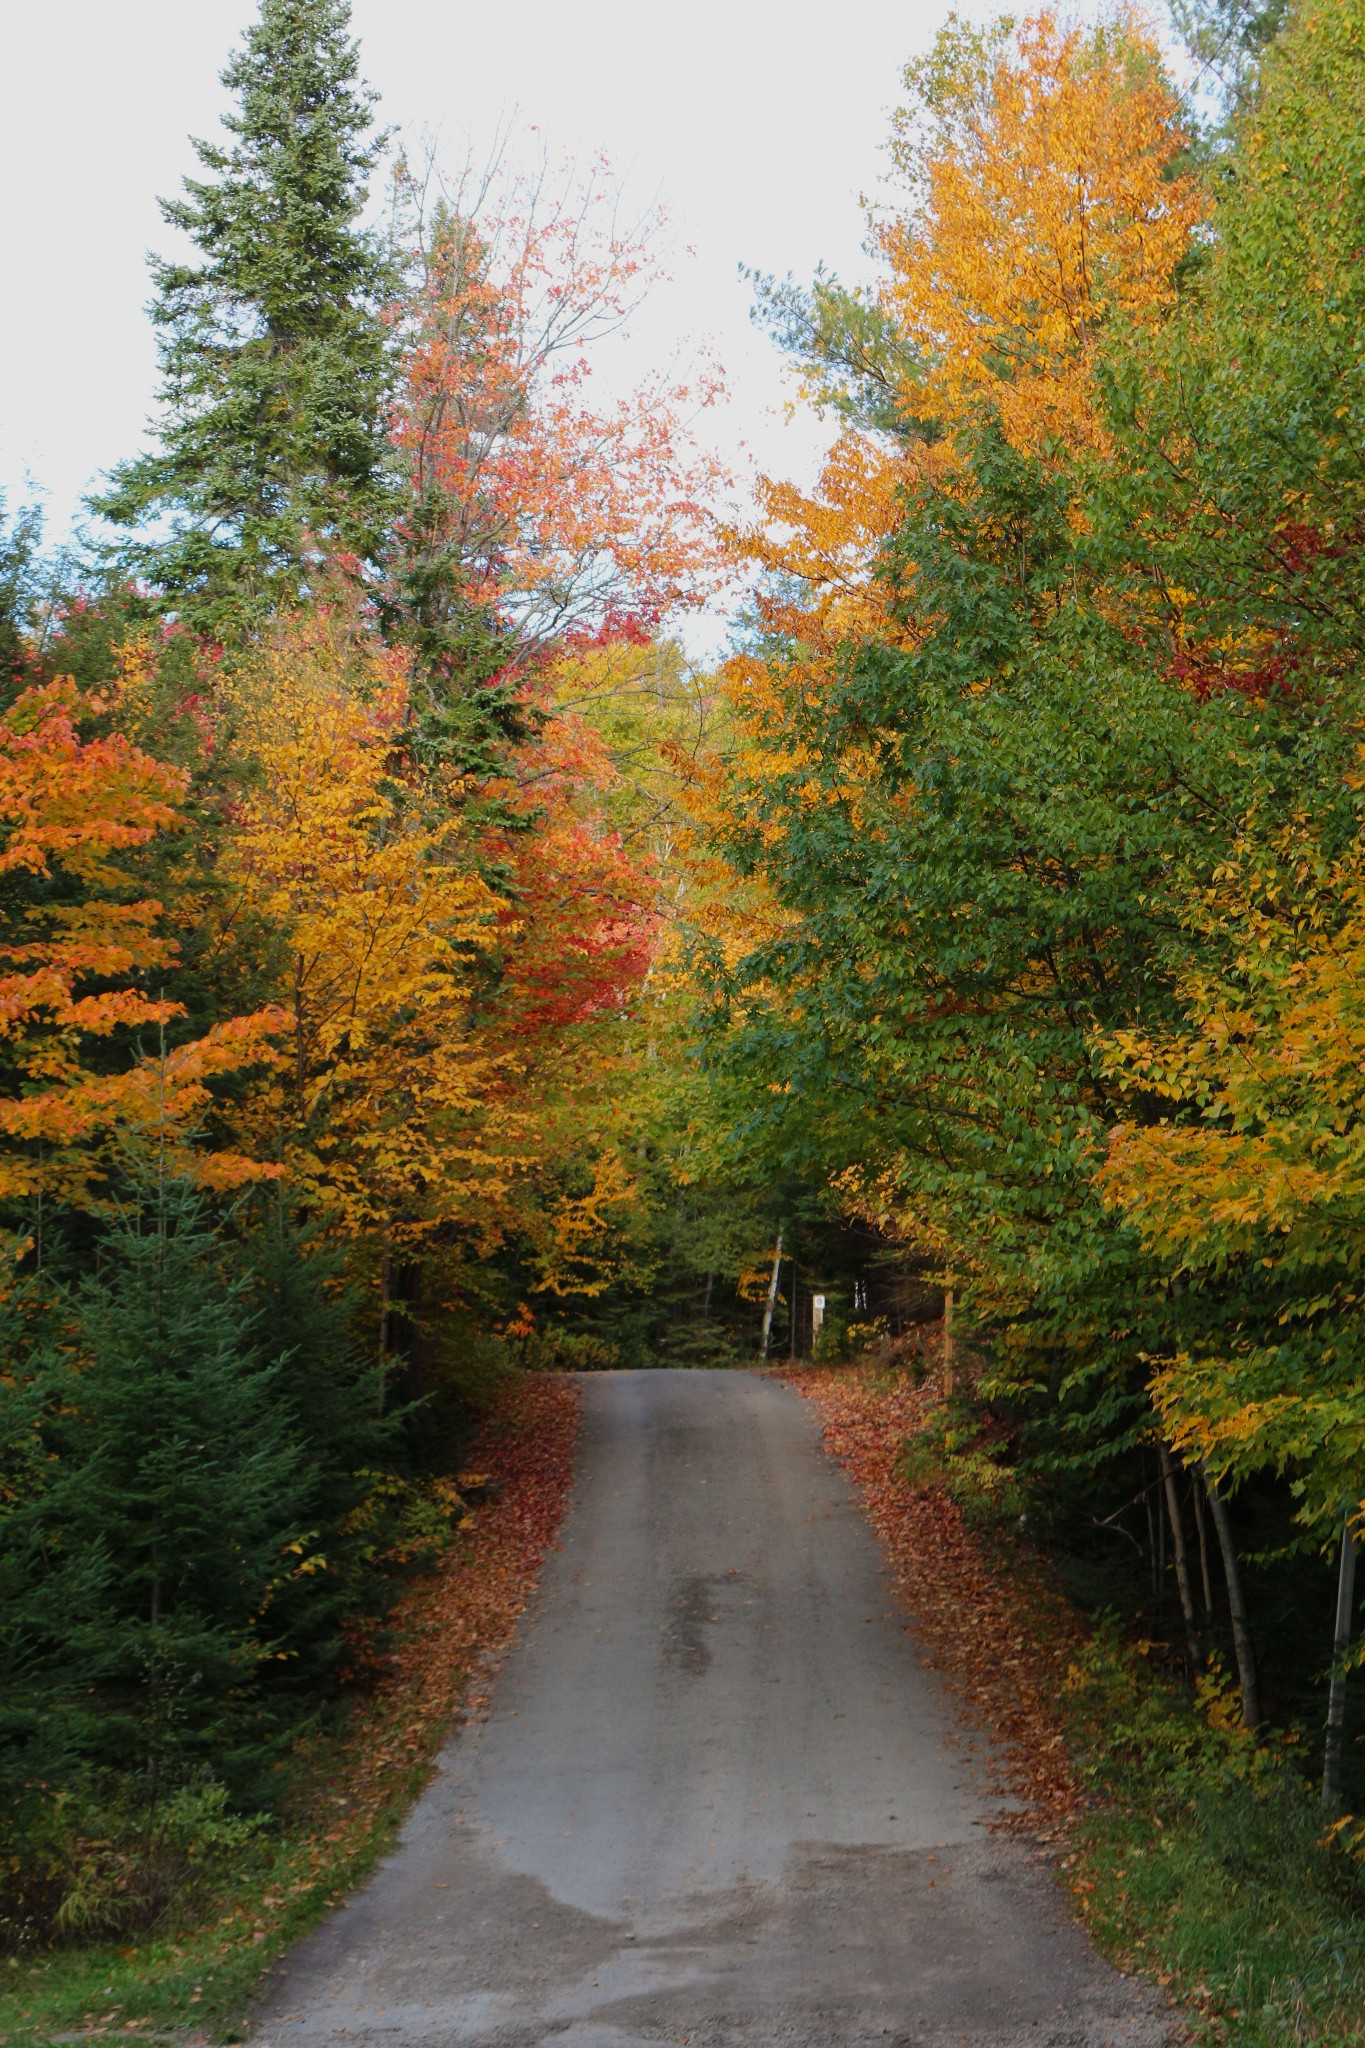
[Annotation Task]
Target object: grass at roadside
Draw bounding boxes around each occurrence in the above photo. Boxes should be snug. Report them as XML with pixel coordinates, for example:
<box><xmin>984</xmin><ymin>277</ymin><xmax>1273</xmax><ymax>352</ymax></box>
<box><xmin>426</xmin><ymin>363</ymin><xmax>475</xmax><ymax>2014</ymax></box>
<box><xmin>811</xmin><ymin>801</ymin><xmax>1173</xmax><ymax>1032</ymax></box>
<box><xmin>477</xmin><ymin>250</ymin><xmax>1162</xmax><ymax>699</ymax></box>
<box><xmin>1064</xmin><ymin>1633</ymin><xmax>1365</xmax><ymax>2047</ymax></box>
<box><xmin>782</xmin><ymin>1361</ymin><xmax>1365</xmax><ymax>2048</ymax></box>
<box><xmin>0</xmin><ymin>1375</ymin><xmax>581</xmax><ymax>2048</ymax></box>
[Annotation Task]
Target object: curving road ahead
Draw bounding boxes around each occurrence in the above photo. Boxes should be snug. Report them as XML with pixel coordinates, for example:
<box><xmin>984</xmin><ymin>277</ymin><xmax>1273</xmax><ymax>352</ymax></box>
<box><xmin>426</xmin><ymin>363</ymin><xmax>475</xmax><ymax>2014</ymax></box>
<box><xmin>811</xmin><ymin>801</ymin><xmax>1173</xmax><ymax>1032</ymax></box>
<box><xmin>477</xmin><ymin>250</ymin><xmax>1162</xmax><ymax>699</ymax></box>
<box><xmin>253</xmin><ymin>1369</ymin><xmax>1168</xmax><ymax>2048</ymax></box>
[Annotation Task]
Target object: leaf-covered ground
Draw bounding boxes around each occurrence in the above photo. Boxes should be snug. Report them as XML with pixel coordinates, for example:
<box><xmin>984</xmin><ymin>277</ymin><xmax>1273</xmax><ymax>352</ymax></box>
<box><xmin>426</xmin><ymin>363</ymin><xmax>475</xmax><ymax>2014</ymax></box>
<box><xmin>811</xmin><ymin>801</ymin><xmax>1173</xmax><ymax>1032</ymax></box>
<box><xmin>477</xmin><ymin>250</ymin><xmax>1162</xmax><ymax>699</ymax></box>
<box><xmin>0</xmin><ymin>1373</ymin><xmax>582</xmax><ymax>2048</ymax></box>
<box><xmin>779</xmin><ymin>1362</ymin><xmax>1084</xmax><ymax>1839</ymax></box>
<box><xmin>782</xmin><ymin>1361</ymin><xmax>1365</xmax><ymax>2048</ymax></box>
<box><xmin>330</xmin><ymin>1372</ymin><xmax>584</xmax><ymax>1806</ymax></box>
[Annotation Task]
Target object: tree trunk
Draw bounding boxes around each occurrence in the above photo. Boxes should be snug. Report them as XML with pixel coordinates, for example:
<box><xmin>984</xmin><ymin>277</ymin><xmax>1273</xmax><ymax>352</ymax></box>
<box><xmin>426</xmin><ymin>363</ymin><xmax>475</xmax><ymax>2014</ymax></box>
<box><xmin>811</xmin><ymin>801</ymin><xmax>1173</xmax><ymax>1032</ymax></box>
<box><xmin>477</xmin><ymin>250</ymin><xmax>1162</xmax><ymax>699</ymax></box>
<box><xmin>1157</xmin><ymin>1438</ymin><xmax>1204</xmax><ymax>1673</ymax></box>
<box><xmin>1143</xmin><ymin>1461</ymin><xmax>1159</xmax><ymax>1599</ymax></box>
<box><xmin>1192</xmin><ymin>1470</ymin><xmax>1215</xmax><ymax>1617</ymax></box>
<box><xmin>1202</xmin><ymin>1466</ymin><xmax>1262</xmax><ymax>1731</ymax></box>
<box><xmin>760</xmin><ymin>1235</ymin><xmax>783</xmax><ymax>1359</ymax></box>
<box><xmin>943</xmin><ymin>1284</ymin><xmax>955</xmax><ymax>1398</ymax></box>
<box><xmin>1322</xmin><ymin>1510</ymin><xmax>1358</xmax><ymax>1814</ymax></box>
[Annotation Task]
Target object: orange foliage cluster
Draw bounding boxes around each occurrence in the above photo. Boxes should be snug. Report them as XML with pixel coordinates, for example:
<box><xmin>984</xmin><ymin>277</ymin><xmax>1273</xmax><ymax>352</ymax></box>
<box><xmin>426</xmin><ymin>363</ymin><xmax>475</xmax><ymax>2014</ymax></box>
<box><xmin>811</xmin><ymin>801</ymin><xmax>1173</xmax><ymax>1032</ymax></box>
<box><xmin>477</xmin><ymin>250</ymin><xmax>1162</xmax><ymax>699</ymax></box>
<box><xmin>0</xmin><ymin>677</ymin><xmax>282</xmax><ymax>1208</ymax></box>
<box><xmin>729</xmin><ymin>10</ymin><xmax>1202</xmax><ymax>675</ymax></box>
<box><xmin>223</xmin><ymin>617</ymin><xmax>513</xmax><ymax>1249</ymax></box>
<box><xmin>197</xmin><ymin>606</ymin><xmax>666</xmax><ymax>1300</ymax></box>
<box><xmin>880</xmin><ymin>12</ymin><xmax>1204</xmax><ymax>458</ymax></box>
<box><xmin>491</xmin><ymin>700</ymin><xmax>660</xmax><ymax>1053</ymax></box>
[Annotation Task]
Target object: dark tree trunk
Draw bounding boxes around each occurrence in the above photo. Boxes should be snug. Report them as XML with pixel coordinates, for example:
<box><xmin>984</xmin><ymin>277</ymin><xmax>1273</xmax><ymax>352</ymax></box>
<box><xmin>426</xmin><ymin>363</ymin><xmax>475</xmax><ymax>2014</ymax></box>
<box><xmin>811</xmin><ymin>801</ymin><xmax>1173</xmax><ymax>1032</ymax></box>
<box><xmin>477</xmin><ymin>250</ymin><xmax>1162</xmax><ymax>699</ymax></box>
<box><xmin>1202</xmin><ymin>1466</ymin><xmax>1262</xmax><ymax>1731</ymax></box>
<box><xmin>1323</xmin><ymin>1512</ymin><xmax>1358</xmax><ymax>1814</ymax></box>
<box><xmin>1157</xmin><ymin>1438</ymin><xmax>1203</xmax><ymax>1673</ymax></box>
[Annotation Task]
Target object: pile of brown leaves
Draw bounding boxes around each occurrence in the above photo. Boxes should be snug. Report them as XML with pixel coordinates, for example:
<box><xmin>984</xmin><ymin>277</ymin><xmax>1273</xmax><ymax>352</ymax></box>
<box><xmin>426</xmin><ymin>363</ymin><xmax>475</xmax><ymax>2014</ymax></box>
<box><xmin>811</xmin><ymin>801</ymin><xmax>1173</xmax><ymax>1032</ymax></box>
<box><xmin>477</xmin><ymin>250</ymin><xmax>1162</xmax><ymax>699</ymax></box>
<box><xmin>781</xmin><ymin>1361</ymin><xmax>1085</xmax><ymax>1840</ymax></box>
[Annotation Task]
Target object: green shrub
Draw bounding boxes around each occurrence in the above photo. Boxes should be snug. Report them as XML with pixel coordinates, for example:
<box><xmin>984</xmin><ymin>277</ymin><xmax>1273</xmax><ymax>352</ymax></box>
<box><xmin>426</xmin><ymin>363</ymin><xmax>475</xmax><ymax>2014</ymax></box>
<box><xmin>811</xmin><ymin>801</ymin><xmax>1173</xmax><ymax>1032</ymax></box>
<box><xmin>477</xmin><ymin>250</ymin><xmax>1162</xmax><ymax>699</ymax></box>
<box><xmin>1063</xmin><ymin>1622</ymin><xmax>1365</xmax><ymax>2046</ymax></box>
<box><xmin>897</xmin><ymin>1397</ymin><xmax>1027</xmax><ymax>1530</ymax></box>
<box><xmin>2</xmin><ymin>1775</ymin><xmax>265</xmax><ymax>1954</ymax></box>
<box><xmin>524</xmin><ymin>1327</ymin><xmax>621</xmax><ymax>1372</ymax></box>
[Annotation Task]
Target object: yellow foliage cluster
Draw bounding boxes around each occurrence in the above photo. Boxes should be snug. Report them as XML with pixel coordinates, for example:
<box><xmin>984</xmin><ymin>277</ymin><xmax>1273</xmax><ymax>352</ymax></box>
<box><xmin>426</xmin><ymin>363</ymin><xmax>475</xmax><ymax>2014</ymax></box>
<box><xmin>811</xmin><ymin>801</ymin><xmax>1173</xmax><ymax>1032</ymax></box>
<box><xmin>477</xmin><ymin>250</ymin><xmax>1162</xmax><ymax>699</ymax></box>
<box><xmin>221</xmin><ymin>614</ymin><xmax>518</xmax><ymax>1254</ymax></box>
<box><xmin>880</xmin><ymin>10</ymin><xmax>1205</xmax><ymax>457</ymax></box>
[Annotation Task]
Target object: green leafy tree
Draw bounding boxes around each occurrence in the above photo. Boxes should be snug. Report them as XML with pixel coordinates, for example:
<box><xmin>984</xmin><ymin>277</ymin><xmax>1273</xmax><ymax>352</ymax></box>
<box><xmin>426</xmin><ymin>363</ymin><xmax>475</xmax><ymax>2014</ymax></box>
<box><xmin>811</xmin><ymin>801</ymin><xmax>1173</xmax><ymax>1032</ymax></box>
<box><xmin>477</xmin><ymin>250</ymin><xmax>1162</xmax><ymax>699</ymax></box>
<box><xmin>686</xmin><ymin>2</ymin><xmax>1365</xmax><ymax>1744</ymax></box>
<box><xmin>92</xmin><ymin>0</ymin><xmax>395</xmax><ymax>629</ymax></box>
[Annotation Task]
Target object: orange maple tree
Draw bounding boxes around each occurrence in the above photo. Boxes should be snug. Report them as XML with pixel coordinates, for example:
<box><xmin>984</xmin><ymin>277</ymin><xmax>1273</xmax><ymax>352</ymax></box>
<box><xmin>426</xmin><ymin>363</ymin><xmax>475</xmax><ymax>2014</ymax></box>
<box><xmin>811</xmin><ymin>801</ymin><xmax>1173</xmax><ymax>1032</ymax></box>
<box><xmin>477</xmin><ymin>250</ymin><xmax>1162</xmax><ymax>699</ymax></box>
<box><xmin>0</xmin><ymin>673</ymin><xmax>282</xmax><ymax>1215</ymax></box>
<box><xmin>729</xmin><ymin>8</ymin><xmax>1204</xmax><ymax>667</ymax></box>
<box><xmin>879</xmin><ymin>9</ymin><xmax>1205</xmax><ymax>457</ymax></box>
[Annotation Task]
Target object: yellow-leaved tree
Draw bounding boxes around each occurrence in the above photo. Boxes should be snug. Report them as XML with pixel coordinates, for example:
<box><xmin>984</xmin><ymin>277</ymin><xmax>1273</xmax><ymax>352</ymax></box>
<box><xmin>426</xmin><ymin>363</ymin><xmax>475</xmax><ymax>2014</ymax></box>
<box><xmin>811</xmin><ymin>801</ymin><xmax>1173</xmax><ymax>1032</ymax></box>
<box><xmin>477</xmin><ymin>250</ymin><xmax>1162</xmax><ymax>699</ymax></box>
<box><xmin>879</xmin><ymin>9</ymin><xmax>1205</xmax><ymax>457</ymax></box>
<box><xmin>221</xmin><ymin>613</ymin><xmax>516</xmax><ymax>1315</ymax></box>
<box><xmin>1099</xmin><ymin>806</ymin><xmax>1365</xmax><ymax>1537</ymax></box>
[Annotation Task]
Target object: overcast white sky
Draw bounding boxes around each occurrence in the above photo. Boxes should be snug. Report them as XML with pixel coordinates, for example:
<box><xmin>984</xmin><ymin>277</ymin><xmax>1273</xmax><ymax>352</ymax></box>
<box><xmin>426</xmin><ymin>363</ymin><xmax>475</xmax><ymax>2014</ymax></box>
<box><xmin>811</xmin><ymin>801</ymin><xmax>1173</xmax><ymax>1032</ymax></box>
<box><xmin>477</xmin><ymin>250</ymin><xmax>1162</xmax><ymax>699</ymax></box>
<box><xmin>1</xmin><ymin>0</ymin><xmax>990</xmax><ymax>638</ymax></box>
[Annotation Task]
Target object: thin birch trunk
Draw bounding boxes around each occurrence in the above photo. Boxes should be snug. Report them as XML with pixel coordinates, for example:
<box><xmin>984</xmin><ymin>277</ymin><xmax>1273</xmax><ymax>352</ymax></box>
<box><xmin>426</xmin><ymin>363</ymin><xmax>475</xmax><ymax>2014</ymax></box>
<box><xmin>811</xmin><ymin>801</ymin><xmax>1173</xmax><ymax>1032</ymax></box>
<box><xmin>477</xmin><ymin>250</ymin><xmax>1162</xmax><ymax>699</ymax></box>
<box><xmin>1157</xmin><ymin>1438</ymin><xmax>1203</xmax><ymax>1673</ymax></box>
<box><xmin>760</xmin><ymin>1235</ymin><xmax>783</xmax><ymax>1359</ymax></box>
<box><xmin>1322</xmin><ymin>1511</ymin><xmax>1358</xmax><ymax>1814</ymax></box>
<box><xmin>1202</xmin><ymin>1465</ymin><xmax>1262</xmax><ymax>1731</ymax></box>
<box><xmin>1143</xmin><ymin>1461</ymin><xmax>1159</xmax><ymax>1599</ymax></box>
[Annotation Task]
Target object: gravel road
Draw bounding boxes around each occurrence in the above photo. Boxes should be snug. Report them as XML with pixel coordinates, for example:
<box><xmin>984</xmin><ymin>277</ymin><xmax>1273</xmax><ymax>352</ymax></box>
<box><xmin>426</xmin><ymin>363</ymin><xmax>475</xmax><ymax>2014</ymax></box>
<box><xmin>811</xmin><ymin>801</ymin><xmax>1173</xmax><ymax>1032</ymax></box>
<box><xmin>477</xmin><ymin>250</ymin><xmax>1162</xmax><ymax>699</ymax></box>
<box><xmin>252</xmin><ymin>1369</ymin><xmax>1169</xmax><ymax>2048</ymax></box>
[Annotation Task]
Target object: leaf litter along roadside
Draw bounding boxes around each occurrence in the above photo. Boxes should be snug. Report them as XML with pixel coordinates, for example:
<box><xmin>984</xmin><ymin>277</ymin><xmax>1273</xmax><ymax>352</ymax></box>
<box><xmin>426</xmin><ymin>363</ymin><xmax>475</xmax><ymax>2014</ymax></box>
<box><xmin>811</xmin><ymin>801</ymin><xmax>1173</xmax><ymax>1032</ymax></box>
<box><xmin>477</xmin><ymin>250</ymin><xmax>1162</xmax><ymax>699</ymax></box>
<box><xmin>0</xmin><ymin>1374</ymin><xmax>582</xmax><ymax>2048</ymax></box>
<box><xmin>781</xmin><ymin>1359</ymin><xmax>1365</xmax><ymax>2048</ymax></box>
<box><xmin>777</xmin><ymin>1359</ymin><xmax>1084</xmax><ymax>1841</ymax></box>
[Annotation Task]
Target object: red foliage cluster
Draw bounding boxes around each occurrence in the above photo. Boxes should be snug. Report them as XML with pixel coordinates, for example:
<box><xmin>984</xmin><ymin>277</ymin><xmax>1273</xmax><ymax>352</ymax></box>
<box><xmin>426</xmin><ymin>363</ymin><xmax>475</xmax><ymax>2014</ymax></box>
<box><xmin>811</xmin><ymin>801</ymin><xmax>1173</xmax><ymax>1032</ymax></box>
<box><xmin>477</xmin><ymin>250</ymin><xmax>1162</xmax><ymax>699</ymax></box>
<box><xmin>782</xmin><ymin>1362</ymin><xmax>1084</xmax><ymax>1841</ymax></box>
<box><xmin>1169</xmin><ymin>646</ymin><xmax>1302</xmax><ymax>702</ymax></box>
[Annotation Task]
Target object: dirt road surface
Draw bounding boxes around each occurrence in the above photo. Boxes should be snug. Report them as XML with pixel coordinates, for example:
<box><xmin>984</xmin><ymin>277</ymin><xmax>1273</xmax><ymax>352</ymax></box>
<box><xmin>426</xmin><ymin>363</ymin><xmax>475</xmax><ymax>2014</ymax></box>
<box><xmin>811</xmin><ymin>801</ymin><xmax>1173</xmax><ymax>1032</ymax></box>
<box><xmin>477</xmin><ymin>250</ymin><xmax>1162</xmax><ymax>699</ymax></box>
<box><xmin>252</xmin><ymin>1369</ymin><xmax>1168</xmax><ymax>2048</ymax></box>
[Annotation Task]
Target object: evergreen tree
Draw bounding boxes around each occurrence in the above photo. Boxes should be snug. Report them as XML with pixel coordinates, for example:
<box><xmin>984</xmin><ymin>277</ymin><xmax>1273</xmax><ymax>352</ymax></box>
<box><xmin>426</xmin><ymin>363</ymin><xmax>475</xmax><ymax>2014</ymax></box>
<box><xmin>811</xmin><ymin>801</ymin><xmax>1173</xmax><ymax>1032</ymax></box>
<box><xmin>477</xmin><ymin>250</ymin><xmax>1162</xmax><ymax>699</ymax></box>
<box><xmin>38</xmin><ymin>1173</ymin><xmax>311</xmax><ymax>1784</ymax></box>
<box><xmin>0</xmin><ymin>493</ymin><xmax>42</xmax><ymax>701</ymax></box>
<box><xmin>0</xmin><ymin>1272</ymin><xmax>106</xmax><ymax>1811</ymax></box>
<box><xmin>91</xmin><ymin>0</ymin><xmax>395</xmax><ymax>629</ymax></box>
<box><xmin>240</xmin><ymin>1191</ymin><xmax>395</xmax><ymax>1674</ymax></box>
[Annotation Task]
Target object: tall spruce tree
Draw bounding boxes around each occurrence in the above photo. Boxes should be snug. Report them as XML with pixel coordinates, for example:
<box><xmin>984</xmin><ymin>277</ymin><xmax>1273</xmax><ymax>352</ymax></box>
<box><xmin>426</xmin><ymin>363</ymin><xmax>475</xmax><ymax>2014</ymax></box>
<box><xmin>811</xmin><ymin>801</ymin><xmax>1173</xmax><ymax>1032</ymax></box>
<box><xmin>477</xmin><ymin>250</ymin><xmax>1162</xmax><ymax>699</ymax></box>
<box><xmin>92</xmin><ymin>0</ymin><xmax>394</xmax><ymax>629</ymax></box>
